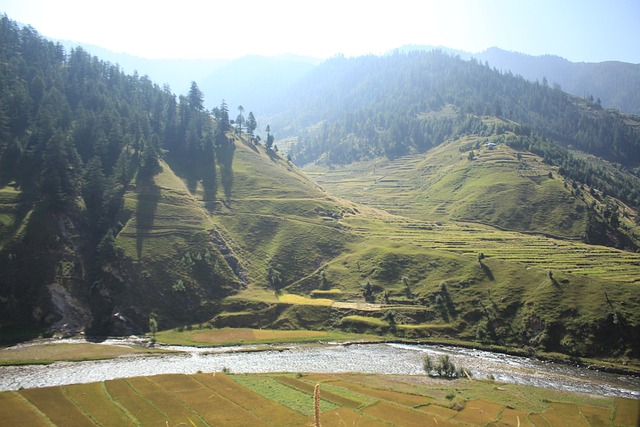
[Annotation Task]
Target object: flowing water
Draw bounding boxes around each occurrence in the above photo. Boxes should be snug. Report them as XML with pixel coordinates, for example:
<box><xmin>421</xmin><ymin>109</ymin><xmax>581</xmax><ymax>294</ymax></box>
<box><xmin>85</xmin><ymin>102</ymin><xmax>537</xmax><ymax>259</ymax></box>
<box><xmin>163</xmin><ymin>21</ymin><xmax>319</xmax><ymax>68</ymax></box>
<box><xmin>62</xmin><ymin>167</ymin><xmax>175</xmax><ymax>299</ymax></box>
<box><xmin>1</xmin><ymin>339</ymin><xmax>638</xmax><ymax>398</ymax></box>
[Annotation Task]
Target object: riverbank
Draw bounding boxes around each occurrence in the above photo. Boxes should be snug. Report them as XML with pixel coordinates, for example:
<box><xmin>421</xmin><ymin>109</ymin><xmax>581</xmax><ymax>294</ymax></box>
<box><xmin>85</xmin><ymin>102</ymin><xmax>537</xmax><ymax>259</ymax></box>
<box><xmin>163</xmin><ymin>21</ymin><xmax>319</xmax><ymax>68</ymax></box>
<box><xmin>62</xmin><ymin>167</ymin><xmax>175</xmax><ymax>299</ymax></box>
<box><xmin>1</xmin><ymin>340</ymin><xmax>638</xmax><ymax>398</ymax></box>
<box><xmin>153</xmin><ymin>326</ymin><xmax>640</xmax><ymax>377</ymax></box>
<box><xmin>2</xmin><ymin>329</ymin><xmax>640</xmax><ymax>379</ymax></box>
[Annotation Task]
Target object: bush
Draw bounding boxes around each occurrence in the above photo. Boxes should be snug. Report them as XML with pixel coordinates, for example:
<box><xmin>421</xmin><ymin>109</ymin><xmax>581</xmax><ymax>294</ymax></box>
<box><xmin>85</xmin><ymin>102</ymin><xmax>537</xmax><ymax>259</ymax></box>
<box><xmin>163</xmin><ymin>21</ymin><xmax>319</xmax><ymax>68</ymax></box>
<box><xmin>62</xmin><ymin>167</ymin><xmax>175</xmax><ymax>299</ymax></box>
<box><xmin>423</xmin><ymin>354</ymin><xmax>471</xmax><ymax>379</ymax></box>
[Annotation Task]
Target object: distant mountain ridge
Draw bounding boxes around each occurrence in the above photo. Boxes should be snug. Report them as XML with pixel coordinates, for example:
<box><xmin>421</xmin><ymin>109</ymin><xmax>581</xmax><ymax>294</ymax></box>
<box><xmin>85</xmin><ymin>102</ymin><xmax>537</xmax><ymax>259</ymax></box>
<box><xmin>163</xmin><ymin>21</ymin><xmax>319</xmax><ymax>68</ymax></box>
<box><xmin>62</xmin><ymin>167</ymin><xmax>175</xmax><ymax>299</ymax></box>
<box><xmin>199</xmin><ymin>54</ymin><xmax>320</xmax><ymax>113</ymax></box>
<box><xmin>475</xmin><ymin>47</ymin><xmax>640</xmax><ymax>115</ymax></box>
<box><xmin>56</xmin><ymin>39</ymin><xmax>319</xmax><ymax>116</ymax></box>
<box><xmin>55</xmin><ymin>36</ymin><xmax>640</xmax><ymax>117</ymax></box>
<box><xmin>394</xmin><ymin>45</ymin><xmax>640</xmax><ymax>115</ymax></box>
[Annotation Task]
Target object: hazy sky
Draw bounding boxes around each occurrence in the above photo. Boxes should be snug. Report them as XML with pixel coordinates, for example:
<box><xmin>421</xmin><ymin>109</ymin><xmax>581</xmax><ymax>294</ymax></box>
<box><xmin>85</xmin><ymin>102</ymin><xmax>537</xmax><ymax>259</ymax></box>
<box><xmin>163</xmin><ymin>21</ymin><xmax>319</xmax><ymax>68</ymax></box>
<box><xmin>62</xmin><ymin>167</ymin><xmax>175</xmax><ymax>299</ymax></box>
<box><xmin>2</xmin><ymin>0</ymin><xmax>639</xmax><ymax>63</ymax></box>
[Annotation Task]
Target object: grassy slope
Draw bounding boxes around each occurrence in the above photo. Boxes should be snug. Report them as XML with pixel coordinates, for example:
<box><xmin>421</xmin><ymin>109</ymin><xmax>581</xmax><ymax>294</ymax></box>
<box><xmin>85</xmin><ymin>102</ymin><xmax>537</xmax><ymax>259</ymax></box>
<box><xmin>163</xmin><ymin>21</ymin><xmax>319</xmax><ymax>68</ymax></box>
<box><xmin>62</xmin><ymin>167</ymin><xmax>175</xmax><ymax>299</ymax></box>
<box><xmin>1</xmin><ymin>372</ymin><xmax>634</xmax><ymax>427</ymax></box>
<box><xmin>111</xmin><ymin>161</ymin><xmax>241</xmax><ymax>325</ymax></box>
<box><xmin>0</xmin><ymin>185</ymin><xmax>31</xmax><ymax>250</ymax></box>
<box><xmin>202</xmin><ymin>136</ymin><xmax>361</xmax><ymax>287</ymax></box>
<box><xmin>0</xmin><ymin>342</ymin><xmax>172</xmax><ymax>365</ymax></box>
<box><xmin>305</xmin><ymin>132</ymin><xmax>589</xmax><ymax>239</ymax></box>
<box><xmin>153</xmin><ymin>133</ymin><xmax>640</xmax><ymax>362</ymax></box>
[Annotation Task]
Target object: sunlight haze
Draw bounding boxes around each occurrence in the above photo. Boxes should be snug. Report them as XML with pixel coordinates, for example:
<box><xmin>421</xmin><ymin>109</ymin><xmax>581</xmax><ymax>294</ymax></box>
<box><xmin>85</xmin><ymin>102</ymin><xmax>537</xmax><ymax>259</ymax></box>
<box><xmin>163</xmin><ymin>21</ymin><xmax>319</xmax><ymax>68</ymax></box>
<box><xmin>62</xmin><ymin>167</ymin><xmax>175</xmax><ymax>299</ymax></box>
<box><xmin>2</xmin><ymin>0</ymin><xmax>640</xmax><ymax>63</ymax></box>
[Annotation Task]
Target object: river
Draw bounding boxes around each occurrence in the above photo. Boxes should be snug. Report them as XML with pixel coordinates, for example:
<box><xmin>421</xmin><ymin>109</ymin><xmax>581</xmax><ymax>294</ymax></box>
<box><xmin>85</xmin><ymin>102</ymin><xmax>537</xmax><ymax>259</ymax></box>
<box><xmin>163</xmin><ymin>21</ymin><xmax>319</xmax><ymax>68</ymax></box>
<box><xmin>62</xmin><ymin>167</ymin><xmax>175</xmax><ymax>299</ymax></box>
<box><xmin>1</xmin><ymin>340</ymin><xmax>638</xmax><ymax>398</ymax></box>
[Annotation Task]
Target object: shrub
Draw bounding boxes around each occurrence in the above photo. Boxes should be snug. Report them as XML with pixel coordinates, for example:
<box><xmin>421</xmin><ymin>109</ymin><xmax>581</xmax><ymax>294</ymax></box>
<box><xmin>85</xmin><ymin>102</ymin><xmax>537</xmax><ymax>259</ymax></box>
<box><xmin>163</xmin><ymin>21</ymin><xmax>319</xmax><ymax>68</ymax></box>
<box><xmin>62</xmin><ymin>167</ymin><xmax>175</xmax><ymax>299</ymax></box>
<box><xmin>423</xmin><ymin>354</ymin><xmax>470</xmax><ymax>379</ymax></box>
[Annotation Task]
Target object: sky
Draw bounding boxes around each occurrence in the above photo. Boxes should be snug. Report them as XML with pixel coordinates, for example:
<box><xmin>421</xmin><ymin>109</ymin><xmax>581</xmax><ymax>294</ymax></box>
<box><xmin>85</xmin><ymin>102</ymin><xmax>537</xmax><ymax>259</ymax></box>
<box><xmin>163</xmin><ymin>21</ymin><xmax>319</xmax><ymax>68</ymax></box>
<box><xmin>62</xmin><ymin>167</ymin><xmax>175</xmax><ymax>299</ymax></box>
<box><xmin>2</xmin><ymin>0</ymin><xmax>639</xmax><ymax>63</ymax></box>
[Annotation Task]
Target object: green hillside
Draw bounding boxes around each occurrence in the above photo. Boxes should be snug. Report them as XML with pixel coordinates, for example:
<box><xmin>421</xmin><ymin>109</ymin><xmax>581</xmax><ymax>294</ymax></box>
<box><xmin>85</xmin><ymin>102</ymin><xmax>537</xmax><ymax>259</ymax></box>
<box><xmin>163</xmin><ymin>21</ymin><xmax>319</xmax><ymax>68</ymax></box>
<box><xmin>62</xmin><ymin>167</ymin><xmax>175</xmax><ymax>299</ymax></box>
<box><xmin>198</xmin><ymin>134</ymin><xmax>362</xmax><ymax>288</ymax></box>
<box><xmin>283</xmin><ymin>51</ymin><xmax>640</xmax><ymax>172</ymax></box>
<box><xmin>189</xmin><ymin>134</ymin><xmax>640</xmax><ymax>363</ymax></box>
<box><xmin>304</xmin><ymin>120</ymin><xmax>640</xmax><ymax>246</ymax></box>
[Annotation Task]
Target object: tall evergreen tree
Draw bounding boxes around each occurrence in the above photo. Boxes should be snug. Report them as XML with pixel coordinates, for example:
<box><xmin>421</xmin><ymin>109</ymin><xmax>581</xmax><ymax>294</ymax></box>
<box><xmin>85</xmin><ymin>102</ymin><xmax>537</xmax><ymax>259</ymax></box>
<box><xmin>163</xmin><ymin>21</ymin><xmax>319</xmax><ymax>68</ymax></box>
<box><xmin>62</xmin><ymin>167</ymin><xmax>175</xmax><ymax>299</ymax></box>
<box><xmin>235</xmin><ymin>105</ymin><xmax>245</xmax><ymax>135</ymax></box>
<box><xmin>39</xmin><ymin>130</ymin><xmax>81</xmax><ymax>209</ymax></box>
<box><xmin>187</xmin><ymin>81</ymin><xmax>204</xmax><ymax>111</ymax></box>
<box><xmin>246</xmin><ymin>111</ymin><xmax>257</xmax><ymax>138</ymax></box>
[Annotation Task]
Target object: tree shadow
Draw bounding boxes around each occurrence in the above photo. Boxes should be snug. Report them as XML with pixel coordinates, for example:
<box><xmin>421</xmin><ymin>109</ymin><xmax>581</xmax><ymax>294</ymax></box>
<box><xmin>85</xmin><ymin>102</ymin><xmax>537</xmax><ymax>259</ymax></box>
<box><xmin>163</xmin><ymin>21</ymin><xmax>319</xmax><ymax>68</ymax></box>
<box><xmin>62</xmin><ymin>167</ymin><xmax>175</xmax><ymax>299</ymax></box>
<box><xmin>438</xmin><ymin>284</ymin><xmax>457</xmax><ymax>320</ymax></box>
<box><xmin>266</xmin><ymin>148</ymin><xmax>281</xmax><ymax>162</ymax></box>
<box><xmin>244</xmin><ymin>138</ymin><xmax>260</xmax><ymax>154</ymax></box>
<box><xmin>202</xmin><ymin>144</ymin><xmax>218</xmax><ymax>210</ymax></box>
<box><xmin>185</xmin><ymin>174</ymin><xmax>198</xmax><ymax>196</ymax></box>
<box><xmin>480</xmin><ymin>262</ymin><xmax>495</xmax><ymax>281</ymax></box>
<box><xmin>135</xmin><ymin>174</ymin><xmax>160</xmax><ymax>260</ymax></box>
<box><xmin>217</xmin><ymin>143</ymin><xmax>235</xmax><ymax>201</ymax></box>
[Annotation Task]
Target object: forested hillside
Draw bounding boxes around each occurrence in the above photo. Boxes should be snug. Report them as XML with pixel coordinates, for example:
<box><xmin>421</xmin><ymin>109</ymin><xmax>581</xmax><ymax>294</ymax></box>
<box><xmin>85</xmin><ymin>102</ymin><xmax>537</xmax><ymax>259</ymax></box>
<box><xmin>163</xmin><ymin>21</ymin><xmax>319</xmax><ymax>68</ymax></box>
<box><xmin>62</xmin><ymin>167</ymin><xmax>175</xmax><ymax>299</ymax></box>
<box><xmin>476</xmin><ymin>47</ymin><xmax>640</xmax><ymax>115</ymax></box>
<box><xmin>0</xmin><ymin>17</ymin><xmax>245</xmax><ymax>335</ymax></box>
<box><xmin>284</xmin><ymin>51</ymin><xmax>640</xmax><ymax>174</ymax></box>
<box><xmin>280</xmin><ymin>51</ymin><xmax>640</xmax><ymax>218</ymax></box>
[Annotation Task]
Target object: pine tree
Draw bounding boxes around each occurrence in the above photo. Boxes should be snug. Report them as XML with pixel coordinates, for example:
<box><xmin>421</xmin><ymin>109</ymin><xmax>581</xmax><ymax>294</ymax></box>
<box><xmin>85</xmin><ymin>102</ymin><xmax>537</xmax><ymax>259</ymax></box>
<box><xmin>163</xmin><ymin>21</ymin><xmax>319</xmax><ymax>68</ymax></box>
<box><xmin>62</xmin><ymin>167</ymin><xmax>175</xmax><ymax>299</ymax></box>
<box><xmin>39</xmin><ymin>130</ymin><xmax>81</xmax><ymax>209</ymax></box>
<box><xmin>187</xmin><ymin>81</ymin><xmax>204</xmax><ymax>111</ymax></box>
<box><xmin>265</xmin><ymin>124</ymin><xmax>274</xmax><ymax>150</ymax></box>
<box><xmin>215</xmin><ymin>100</ymin><xmax>230</xmax><ymax>133</ymax></box>
<box><xmin>235</xmin><ymin>105</ymin><xmax>245</xmax><ymax>134</ymax></box>
<box><xmin>246</xmin><ymin>112</ymin><xmax>257</xmax><ymax>138</ymax></box>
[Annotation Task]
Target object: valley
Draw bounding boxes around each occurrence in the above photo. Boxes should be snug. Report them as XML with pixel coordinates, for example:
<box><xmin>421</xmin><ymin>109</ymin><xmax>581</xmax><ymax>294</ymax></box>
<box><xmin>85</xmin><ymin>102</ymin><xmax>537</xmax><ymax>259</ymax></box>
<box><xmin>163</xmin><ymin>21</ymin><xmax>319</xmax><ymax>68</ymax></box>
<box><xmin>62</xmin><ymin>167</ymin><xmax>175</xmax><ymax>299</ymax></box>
<box><xmin>0</xmin><ymin>13</ymin><xmax>639</xmax><ymax>425</ymax></box>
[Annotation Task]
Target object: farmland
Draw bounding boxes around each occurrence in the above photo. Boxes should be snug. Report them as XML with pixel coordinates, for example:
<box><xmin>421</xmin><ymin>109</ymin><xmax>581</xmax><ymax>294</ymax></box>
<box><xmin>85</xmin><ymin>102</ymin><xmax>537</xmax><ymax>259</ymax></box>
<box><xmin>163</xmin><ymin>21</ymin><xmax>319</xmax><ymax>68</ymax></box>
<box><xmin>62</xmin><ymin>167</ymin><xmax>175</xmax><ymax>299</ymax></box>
<box><xmin>1</xmin><ymin>372</ymin><xmax>636</xmax><ymax>426</ymax></box>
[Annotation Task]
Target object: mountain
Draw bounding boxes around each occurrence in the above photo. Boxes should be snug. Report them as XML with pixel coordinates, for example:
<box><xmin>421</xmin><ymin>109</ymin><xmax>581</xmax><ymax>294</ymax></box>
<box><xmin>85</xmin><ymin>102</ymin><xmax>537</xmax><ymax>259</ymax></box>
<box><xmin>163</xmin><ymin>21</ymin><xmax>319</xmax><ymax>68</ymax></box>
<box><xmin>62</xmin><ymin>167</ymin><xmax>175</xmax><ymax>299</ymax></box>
<box><xmin>283</xmin><ymin>51</ymin><xmax>640</xmax><ymax>167</ymax></box>
<box><xmin>1</xmin><ymin>16</ymin><xmax>639</xmax><ymax>365</ymax></box>
<box><xmin>476</xmin><ymin>47</ymin><xmax>640</xmax><ymax>115</ymax></box>
<box><xmin>0</xmin><ymin>17</ymin><xmax>246</xmax><ymax>335</ymax></box>
<box><xmin>282</xmin><ymin>51</ymin><xmax>640</xmax><ymax>218</ymax></box>
<box><xmin>391</xmin><ymin>45</ymin><xmax>640</xmax><ymax>115</ymax></box>
<box><xmin>0</xmin><ymin>16</ymin><xmax>356</xmax><ymax>338</ymax></box>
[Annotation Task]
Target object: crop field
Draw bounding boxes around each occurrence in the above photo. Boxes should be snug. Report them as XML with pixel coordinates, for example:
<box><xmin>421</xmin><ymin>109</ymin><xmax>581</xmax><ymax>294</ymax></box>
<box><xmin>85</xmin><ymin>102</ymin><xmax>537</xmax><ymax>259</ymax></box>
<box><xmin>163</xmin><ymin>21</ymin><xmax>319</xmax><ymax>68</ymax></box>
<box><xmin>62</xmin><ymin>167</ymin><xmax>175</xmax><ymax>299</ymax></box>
<box><xmin>278</xmin><ymin>293</ymin><xmax>334</xmax><ymax>306</ymax></box>
<box><xmin>0</xmin><ymin>372</ymin><xmax>636</xmax><ymax>426</ymax></box>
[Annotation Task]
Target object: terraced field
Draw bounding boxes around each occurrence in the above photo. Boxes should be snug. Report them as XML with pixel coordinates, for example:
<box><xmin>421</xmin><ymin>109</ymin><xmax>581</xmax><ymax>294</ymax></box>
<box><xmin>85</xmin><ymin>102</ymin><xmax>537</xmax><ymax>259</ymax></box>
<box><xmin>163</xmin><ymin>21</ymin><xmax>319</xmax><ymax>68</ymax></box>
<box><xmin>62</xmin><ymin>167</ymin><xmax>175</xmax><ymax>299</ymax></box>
<box><xmin>117</xmin><ymin>163</ymin><xmax>214</xmax><ymax>261</ymax></box>
<box><xmin>301</xmin><ymin>133</ymin><xmax>640</xmax><ymax>284</ymax></box>
<box><xmin>0</xmin><ymin>372</ymin><xmax>635</xmax><ymax>426</ymax></box>
<box><xmin>346</xmin><ymin>215</ymin><xmax>640</xmax><ymax>284</ymax></box>
<box><xmin>305</xmin><ymin>133</ymin><xmax>639</xmax><ymax>242</ymax></box>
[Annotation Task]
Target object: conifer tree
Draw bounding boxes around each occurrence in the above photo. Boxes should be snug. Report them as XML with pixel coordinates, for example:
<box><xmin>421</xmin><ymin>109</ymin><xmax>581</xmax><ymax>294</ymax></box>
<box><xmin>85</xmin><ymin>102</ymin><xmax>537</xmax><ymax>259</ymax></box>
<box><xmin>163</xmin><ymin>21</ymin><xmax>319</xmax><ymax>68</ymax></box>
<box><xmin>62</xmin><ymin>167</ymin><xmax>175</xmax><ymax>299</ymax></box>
<box><xmin>246</xmin><ymin>111</ymin><xmax>257</xmax><ymax>138</ymax></box>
